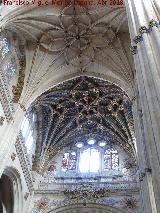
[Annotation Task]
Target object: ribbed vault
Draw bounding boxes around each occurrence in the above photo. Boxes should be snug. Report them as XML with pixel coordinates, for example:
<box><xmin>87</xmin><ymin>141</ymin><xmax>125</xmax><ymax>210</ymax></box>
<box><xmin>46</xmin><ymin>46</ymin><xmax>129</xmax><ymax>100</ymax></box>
<box><xmin>28</xmin><ymin>76</ymin><xmax>135</xmax><ymax>173</ymax></box>
<box><xmin>0</xmin><ymin>1</ymin><xmax>135</xmax><ymax>107</ymax></box>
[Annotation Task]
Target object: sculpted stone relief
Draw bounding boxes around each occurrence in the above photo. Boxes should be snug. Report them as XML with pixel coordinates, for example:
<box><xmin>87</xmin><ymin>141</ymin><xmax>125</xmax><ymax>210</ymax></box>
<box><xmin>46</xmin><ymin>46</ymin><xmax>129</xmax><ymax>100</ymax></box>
<box><xmin>32</xmin><ymin>195</ymin><xmax>139</xmax><ymax>213</ymax></box>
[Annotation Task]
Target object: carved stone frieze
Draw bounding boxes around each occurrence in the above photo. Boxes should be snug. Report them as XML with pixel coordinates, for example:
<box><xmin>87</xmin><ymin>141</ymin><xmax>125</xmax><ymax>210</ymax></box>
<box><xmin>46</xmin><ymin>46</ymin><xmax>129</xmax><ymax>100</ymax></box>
<box><xmin>32</xmin><ymin>186</ymin><xmax>139</xmax><ymax>212</ymax></box>
<box><xmin>15</xmin><ymin>133</ymin><xmax>33</xmax><ymax>194</ymax></box>
<box><xmin>12</xmin><ymin>58</ymin><xmax>26</xmax><ymax>103</ymax></box>
<box><xmin>64</xmin><ymin>183</ymin><xmax>106</xmax><ymax>200</ymax></box>
<box><xmin>133</xmin><ymin>34</ymin><xmax>143</xmax><ymax>44</ymax></box>
<box><xmin>139</xmin><ymin>26</ymin><xmax>148</xmax><ymax>34</ymax></box>
<box><xmin>132</xmin><ymin>19</ymin><xmax>160</xmax><ymax>48</ymax></box>
<box><xmin>130</xmin><ymin>46</ymin><xmax>137</xmax><ymax>55</ymax></box>
<box><xmin>0</xmin><ymin>76</ymin><xmax>14</xmax><ymax>122</ymax></box>
<box><xmin>149</xmin><ymin>19</ymin><xmax>158</xmax><ymax>28</ymax></box>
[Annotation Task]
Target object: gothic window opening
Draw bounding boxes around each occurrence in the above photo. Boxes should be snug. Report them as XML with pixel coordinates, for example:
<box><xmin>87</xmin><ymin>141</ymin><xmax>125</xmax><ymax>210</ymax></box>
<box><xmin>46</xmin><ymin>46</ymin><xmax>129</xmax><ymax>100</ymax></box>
<box><xmin>21</xmin><ymin>115</ymin><xmax>34</xmax><ymax>155</ymax></box>
<box><xmin>25</xmin><ymin>131</ymin><xmax>34</xmax><ymax>154</ymax></box>
<box><xmin>21</xmin><ymin>117</ymin><xmax>30</xmax><ymax>138</ymax></box>
<box><xmin>2</xmin><ymin>58</ymin><xmax>17</xmax><ymax>80</ymax></box>
<box><xmin>0</xmin><ymin>32</ymin><xmax>17</xmax><ymax>82</ymax></box>
<box><xmin>61</xmin><ymin>141</ymin><xmax>120</xmax><ymax>175</ymax></box>
<box><xmin>79</xmin><ymin>148</ymin><xmax>100</xmax><ymax>173</ymax></box>
<box><xmin>0</xmin><ymin>174</ymin><xmax>14</xmax><ymax>213</ymax></box>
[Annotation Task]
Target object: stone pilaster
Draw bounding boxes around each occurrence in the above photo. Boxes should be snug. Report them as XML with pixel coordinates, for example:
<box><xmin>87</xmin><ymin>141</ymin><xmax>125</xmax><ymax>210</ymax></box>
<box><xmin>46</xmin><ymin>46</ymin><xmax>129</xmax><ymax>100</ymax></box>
<box><xmin>132</xmin><ymin>91</ymin><xmax>154</xmax><ymax>213</ymax></box>
<box><xmin>125</xmin><ymin>0</ymin><xmax>160</xmax><ymax>211</ymax></box>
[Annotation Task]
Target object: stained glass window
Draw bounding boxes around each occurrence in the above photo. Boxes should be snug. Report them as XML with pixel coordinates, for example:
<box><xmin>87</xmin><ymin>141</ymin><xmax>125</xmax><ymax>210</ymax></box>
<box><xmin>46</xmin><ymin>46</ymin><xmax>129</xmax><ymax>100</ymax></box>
<box><xmin>3</xmin><ymin>58</ymin><xmax>17</xmax><ymax>80</ymax></box>
<box><xmin>48</xmin><ymin>165</ymin><xmax>56</xmax><ymax>172</ymax></box>
<box><xmin>79</xmin><ymin>148</ymin><xmax>100</xmax><ymax>173</ymax></box>
<box><xmin>0</xmin><ymin>32</ymin><xmax>17</xmax><ymax>82</ymax></box>
<box><xmin>0</xmin><ymin>36</ymin><xmax>10</xmax><ymax>58</ymax></box>
<box><xmin>61</xmin><ymin>145</ymin><xmax>119</xmax><ymax>174</ymax></box>
<box><xmin>104</xmin><ymin>148</ymin><xmax>119</xmax><ymax>171</ymax></box>
<box><xmin>61</xmin><ymin>151</ymin><xmax>77</xmax><ymax>172</ymax></box>
<box><xmin>0</xmin><ymin>36</ymin><xmax>10</xmax><ymax>59</ymax></box>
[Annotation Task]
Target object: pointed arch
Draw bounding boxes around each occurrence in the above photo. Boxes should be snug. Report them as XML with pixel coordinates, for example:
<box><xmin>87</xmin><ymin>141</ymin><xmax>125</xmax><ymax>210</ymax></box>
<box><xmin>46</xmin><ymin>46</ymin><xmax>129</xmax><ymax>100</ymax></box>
<box><xmin>48</xmin><ymin>203</ymin><xmax>125</xmax><ymax>213</ymax></box>
<box><xmin>0</xmin><ymin>167</ymin><xmax>23</xmax><ymax>213</ymax></box>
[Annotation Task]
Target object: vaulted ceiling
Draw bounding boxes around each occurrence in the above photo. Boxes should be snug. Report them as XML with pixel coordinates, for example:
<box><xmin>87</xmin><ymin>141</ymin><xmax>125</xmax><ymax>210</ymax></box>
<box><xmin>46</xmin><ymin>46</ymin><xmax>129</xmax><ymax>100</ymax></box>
<box><xmin>0</xmin><ymin>1</ymin><xmax>135</xmax><ymax>107</ymax></box>
<box><xmin>28</xmin><ymin>76</ymin><xmax>135</xmax><ymax>173</ymax></box>
<box><xmin>0</xmin><ymin>2</ymin><xmax>136</xmax><ymax>173</ymax></box>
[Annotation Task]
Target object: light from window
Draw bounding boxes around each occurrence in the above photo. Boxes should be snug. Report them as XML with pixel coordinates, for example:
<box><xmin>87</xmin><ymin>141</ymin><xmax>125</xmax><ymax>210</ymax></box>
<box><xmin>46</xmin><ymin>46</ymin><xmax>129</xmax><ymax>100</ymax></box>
<box><xmin>98</xmin><ymin>141</ymin><xmax>106</xmax><ymax>147</ymax></box>
<box><xmin>21</xmin><ymin>117</ymin><xmax>34</xmax><ymax>155</ymax></box>
<box><xmin>79</xmin><ymin>148</ymin><xmax>100</xmax><ymax>173</ymax></box>
<box><xmin>25</xmin><ymin>131</ymin><xmax>33</xmax><ymax>154</ymax></box>
<box><xmin>21</xmin><ymin>118</ymin><xmax>30</xmax><ymax>138</ymax></box>
<box><xmin>75</xmin><ymin>142</ymin><xmax>84</xmax><ymax>148</ymax></box>
<box><xmin>87</xmin><ymin>139</ymin><xmax>95</xmax><ymax>145</ymax></box>
<box><xmin>33</xmin><ymin>113</ymin><xmax>35</xmax><ymax>122</ymax></box>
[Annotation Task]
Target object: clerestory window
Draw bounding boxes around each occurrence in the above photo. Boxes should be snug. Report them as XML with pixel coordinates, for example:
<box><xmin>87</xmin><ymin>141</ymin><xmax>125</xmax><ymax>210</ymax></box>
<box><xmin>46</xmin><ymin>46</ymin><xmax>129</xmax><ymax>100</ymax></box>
<box><xmin>0</xmin><ymin>32</ymin><xmax>17</xmax><ymax>81</ymax></box>
<box><xmin>21</xmin><ymin>114</ymin><xmax>35</xmax><ymax>155</ymax></box>
<box><xmin>79</xmin><ymin>148</ymin><xmax>100</xmax><ymax>173</ymax></box>
<box><xmin>61</xmin><ymin>139</ymin><xmax>120</xmax><ymax>174</ymax></box>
